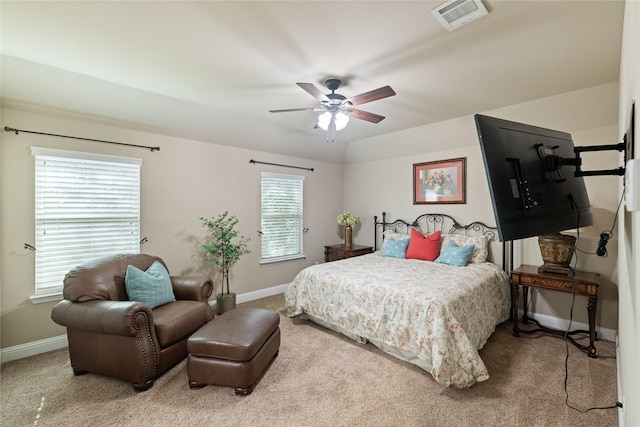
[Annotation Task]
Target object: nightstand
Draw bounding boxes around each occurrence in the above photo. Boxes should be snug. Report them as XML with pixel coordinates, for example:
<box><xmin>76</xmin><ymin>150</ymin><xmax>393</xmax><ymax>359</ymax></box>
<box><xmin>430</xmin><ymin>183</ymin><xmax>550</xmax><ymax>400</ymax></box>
<box><xmin>324</xmin><ymin>244</ymin><xmax>373</xmax><ymax>262</ymax></box>
<box><xmin>510</xmin><ymin>264</ymin><xmax>600</xmax><ymax>357</ymax></box>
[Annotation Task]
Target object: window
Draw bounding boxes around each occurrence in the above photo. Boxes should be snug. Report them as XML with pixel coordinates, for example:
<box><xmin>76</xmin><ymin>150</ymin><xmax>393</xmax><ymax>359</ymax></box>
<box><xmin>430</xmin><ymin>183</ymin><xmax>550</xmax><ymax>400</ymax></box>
<box><xmin>31</xmin><ymin>147</ymin><xmax>141</xmax><ymax>301</ymax></box>
<box><xmin>260</xmin><ymin>172</ymin><xmax>304</xmax><ymax>263</ymax></box>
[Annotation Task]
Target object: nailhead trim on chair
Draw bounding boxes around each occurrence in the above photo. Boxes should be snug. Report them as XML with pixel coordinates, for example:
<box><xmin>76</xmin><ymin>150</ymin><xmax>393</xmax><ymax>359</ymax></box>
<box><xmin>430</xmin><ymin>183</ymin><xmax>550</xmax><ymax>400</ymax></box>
<box><xmin>132</xmin><ymin>311</ymin><xmax>158</xmax><ymax>383</ymax></box>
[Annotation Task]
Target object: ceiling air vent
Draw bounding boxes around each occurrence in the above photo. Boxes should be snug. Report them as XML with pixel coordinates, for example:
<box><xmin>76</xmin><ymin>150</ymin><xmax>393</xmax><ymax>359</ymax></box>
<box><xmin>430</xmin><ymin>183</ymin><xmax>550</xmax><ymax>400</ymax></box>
<box><xmin>432</xmin><ymin>0</ymin><xmax>488</xmax><ymax>31</ymax></box>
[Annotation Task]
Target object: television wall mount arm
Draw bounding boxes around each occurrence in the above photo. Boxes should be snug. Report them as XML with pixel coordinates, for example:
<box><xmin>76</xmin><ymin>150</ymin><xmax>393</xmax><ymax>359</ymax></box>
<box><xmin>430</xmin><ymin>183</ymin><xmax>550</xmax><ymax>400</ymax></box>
<box><xmin>538</xmin><ymin>139</ymin><xmax>627</xmax><ymax>178</ymax></box>
<box><xmin>572</xmin><ymin>142</ymin><xmax>626</xmax><ymax>177</ymax></box>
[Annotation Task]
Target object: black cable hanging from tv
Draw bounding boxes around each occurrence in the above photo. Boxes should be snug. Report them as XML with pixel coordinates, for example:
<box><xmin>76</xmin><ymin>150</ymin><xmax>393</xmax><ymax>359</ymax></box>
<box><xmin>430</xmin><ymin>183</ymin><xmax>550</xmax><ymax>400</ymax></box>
<box><xmin>3</xmin><ymin>126</ymin><xmax>160</xmax><ymax>152</ymax></box>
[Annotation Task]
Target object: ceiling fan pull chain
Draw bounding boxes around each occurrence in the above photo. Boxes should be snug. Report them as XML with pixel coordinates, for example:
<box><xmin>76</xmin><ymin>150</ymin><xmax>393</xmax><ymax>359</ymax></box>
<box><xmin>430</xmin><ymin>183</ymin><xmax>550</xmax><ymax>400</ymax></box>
<box><xmin>327</xmin><ymin>116</ymin><xmax>336</xmax><ymax>143</ymax></box>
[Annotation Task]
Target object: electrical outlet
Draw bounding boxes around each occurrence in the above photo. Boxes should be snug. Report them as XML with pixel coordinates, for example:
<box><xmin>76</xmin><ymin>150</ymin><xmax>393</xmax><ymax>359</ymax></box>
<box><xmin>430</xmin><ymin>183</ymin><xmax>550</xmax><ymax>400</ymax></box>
<box><xmin>625</xmin><ymin>159</ymin><xmax>640</xmax><ymax>211</ymax></box>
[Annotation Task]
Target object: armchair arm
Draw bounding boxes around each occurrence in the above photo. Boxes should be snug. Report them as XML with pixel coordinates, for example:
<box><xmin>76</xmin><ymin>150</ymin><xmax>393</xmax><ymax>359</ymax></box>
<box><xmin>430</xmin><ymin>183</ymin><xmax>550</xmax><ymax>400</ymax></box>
<box><xmin>51</xmin><ymin>299</ymin><xmax>155</xmax><ymax>337</ymax></box>
<box><xmin>171</xmin><ymin>276</ymin><xmax>213</xmax><ymax>303</ymax></box>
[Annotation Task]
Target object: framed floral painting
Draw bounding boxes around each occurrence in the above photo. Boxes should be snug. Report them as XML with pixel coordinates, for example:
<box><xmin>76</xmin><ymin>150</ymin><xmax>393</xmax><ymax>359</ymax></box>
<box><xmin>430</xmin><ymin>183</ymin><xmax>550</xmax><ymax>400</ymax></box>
<box><xmin>413</xmin><ymin>157</ymin><xmax>466</xmax><ymax>204</ymax></box>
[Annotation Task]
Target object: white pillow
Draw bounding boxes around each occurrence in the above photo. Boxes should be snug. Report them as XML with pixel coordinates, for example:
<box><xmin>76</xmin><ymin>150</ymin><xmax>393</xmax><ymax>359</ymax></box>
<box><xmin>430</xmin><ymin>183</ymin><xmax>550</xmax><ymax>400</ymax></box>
<box><xmin>440</xmin><ymin>234</ymin><xmax>490</xmax><ymax>263</ymax></box>
<box><xmin>381</xmin><ymin>230</ymin><xmax>409</xmax><ymax>250</ymax></box>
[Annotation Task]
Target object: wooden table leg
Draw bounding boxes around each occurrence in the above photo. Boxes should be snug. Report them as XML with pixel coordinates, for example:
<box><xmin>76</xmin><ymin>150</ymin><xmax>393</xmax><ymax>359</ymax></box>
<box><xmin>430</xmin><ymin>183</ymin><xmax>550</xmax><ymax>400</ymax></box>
<box><xmin>587</xmin><ymin>296</ymin><xmax>598</xmax><ymax>358</ymax></box>
<box><xmin>521</xmin><ymin>286</ymin><xmax>530</xmax><ymax>324</ymax></box>
<box><xmin>512</xmin><ymin>280</ymin><xmax>520</xmax><ymax>337</ymax></box>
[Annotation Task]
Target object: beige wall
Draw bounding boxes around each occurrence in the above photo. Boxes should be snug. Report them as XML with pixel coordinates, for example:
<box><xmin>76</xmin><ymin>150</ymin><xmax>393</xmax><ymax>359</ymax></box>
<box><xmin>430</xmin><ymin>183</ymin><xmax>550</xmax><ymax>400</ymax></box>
<box><xmin>0</xmin><ymin>108</ymin><xmax>343</xmax><ymax>349</ymax></box>
<box><xmin>617</xmin><ymin>0</ymin><xmax>639</xmax><ymax>425</ymax></box>
<box><xmin>343</xmin><ymin>83</ymin><xmax>620</xmax><ymax>334</ymax></box>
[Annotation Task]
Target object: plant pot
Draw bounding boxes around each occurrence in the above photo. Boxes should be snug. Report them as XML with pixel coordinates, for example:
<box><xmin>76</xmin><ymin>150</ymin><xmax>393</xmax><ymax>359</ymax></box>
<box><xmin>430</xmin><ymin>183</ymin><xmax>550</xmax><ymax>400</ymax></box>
<box><xmin>216</xmin><ymin>293</ymin><xmax>236</xmax><ymax>315</ymax></box>
<box><xmin>537</xmin><ymin>233</ymin><xmax>576</xmax><ymax>275</ymax></box>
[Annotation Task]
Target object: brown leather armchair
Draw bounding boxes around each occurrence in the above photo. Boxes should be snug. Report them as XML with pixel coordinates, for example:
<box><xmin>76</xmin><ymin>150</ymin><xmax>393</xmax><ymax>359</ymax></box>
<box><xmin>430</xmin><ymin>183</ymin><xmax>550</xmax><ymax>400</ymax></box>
<box><xmin>51</xmin><ymin>254</ymin><xmax>214</xmax><ymax>391</ymax></box>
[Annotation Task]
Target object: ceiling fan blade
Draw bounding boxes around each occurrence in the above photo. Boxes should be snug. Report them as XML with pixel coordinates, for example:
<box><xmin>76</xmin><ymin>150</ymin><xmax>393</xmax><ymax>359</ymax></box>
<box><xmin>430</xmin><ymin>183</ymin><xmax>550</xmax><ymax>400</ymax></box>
<box><xmin>347</xmin><ymin>109</ymin><xmax>386</xmax><ymax>124</ymax></box>
<box><xmin>297</xmin><ymin>83</ymin><xmax>330</xmax><ymax>102</ymax></box>
<box><xmin>269</xmin><ymin>107</ymin><xmax>315</xmax><ymax>113</ymax></box>
<box><xmin>346</xmin><ymin>86</ymin><xmax>396</xmax><ymax>106</ymax></box>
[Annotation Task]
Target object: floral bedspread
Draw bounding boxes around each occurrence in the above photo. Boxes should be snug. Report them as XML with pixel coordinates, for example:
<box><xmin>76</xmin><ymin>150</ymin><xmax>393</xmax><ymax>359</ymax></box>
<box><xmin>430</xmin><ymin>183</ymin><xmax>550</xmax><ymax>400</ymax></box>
<box><xmin>284</xmin><ymin>253</ymin><xmax>511</xmax><ymax>388</ymax></box>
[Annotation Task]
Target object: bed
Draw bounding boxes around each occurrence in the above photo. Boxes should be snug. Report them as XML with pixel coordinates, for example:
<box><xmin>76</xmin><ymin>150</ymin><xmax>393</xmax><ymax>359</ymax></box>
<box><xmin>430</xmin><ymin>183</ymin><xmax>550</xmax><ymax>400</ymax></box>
<box><xmin>284</xmin><ymin>212</ymin><xmax>511</xmax><ymax>388</ymax></box>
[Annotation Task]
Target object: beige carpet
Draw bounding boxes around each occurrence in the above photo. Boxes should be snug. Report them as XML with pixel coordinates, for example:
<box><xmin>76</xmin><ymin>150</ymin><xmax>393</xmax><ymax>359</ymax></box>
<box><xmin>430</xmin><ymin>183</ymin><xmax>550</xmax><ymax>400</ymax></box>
<box><xmin>1</xmin><ymin>295</ymin><xmax>618</xmax><ymax>426</ymax></box>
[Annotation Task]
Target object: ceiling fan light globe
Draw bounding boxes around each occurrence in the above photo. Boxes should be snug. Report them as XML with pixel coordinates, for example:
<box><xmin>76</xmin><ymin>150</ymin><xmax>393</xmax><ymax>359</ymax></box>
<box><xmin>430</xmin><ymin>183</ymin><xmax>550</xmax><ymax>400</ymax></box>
<box><xmin>335</xmin><ymin>112</ymin><xmax>350</xmax><ymax>130</ymax></box>
<box><xmin>317</xmin><ymin>111</ymin><xmax>350</xmax><ymax>131</ymax></box>
<box><xmin>317</xmin><ymin>112</ymin><xmax>332</xmax><ymax>130</ymax></box>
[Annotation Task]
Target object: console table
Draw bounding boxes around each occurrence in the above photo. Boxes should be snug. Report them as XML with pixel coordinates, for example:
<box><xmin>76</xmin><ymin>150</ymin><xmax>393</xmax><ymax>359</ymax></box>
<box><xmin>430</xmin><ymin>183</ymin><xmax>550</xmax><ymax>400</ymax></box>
<box><xmin>510</xmin><ymin>264</ymin><xmax>600</xmax><ymax>357</ymax></box>
<box><xmin>324</xmin><ymin>244</ymin><xmax>373</xmax><ymax>262</ymax></box>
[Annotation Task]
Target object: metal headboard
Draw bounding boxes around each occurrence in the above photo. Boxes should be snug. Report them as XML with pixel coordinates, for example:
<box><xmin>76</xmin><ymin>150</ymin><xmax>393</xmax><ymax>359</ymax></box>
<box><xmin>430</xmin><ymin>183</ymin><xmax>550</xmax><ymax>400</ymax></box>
<box><xmin>373</xmin><ymin>212</ymin><xmax>503</xmax><ymax>267</ymax></box>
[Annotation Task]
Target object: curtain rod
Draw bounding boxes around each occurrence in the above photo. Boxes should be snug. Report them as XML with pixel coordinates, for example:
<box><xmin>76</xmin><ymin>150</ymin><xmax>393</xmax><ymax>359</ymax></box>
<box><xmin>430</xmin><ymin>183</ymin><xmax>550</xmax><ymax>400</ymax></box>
<box><xmin>4</xmin><ymin>126</ymin><xmax>160</xmax><ymax>152</ymax></box>
<box><xmin>249</xmin><ymin>159</ymin><xmax>314</xmax><ymax>172</ymax></box>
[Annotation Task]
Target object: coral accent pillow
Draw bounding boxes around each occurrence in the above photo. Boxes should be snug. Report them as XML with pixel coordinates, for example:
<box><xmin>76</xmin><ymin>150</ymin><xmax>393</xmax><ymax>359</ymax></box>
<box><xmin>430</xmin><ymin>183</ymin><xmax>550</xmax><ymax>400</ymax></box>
<box><xmin>406</xmin><ymin>229</ymin><xmax>442</xmax><ymax>261</ymax></box>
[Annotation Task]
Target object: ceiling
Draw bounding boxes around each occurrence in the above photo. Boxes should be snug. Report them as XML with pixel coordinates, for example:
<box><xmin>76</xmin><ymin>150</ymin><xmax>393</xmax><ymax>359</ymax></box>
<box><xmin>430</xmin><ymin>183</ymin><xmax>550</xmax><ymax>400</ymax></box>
<box><xmin>0</xmin><ymin>1</ymin><xmax>625</xmax><ymax>163</ymax></box>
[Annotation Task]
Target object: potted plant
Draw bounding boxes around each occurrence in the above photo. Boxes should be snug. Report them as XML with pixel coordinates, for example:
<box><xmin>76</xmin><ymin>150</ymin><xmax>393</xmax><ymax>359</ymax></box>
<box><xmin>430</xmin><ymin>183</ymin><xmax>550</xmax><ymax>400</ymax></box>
<box><xmin>200</xmin><ymin>211</ymin><xmax>250</xmax><ymax>314</ymax></box>
<box><xmin>337</xmin><ymin>211</ymin><xmax>360</xmax><ymax>248</ymax></box>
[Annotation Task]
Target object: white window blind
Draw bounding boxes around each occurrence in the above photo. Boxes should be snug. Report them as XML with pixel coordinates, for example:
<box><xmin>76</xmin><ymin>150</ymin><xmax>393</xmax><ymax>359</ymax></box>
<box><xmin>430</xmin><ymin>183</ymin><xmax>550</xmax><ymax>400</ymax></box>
<box><xmin>260</xmin><ymin>172</ymin><xmax>304</xmax><ymax>263</ymax></box>
<box><xmin>31</xmin><ymin>147</ymin><xmax>141</xmax><ymax>298</ymax></box>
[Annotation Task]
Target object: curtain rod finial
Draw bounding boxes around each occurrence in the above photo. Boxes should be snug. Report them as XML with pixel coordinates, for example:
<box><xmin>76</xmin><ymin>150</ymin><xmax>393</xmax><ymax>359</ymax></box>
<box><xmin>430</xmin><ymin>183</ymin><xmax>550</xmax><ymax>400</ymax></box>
<box><xmin>4</xmin><ymin>126</ymin><xmax>18</xmax><ymax>134</ymax></box>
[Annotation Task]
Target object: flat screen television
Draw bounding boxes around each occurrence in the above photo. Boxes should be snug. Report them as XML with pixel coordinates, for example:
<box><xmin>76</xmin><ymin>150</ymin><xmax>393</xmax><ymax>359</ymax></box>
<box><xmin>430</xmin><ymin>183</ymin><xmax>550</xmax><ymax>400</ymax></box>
<box><xmin>475</xmin><ymin>114</ymin><xmax>594</xmax><ymax>242</ymax></box>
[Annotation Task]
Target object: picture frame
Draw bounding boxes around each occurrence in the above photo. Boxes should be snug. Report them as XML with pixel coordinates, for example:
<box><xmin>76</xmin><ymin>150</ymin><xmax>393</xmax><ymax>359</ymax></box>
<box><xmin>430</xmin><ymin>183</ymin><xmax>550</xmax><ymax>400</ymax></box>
<box><xmin>413</xmin><ymin>157</ymin><xmax>466</xmax><ymax>204</ymax></box>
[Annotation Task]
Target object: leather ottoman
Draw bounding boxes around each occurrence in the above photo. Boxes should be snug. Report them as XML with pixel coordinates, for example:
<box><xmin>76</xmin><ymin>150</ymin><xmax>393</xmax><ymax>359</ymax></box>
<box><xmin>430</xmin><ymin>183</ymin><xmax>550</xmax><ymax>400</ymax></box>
<box><xmin>187</xmin><ymin>307</ymin><xmax>280</xmax><ymax>396</ymax></box>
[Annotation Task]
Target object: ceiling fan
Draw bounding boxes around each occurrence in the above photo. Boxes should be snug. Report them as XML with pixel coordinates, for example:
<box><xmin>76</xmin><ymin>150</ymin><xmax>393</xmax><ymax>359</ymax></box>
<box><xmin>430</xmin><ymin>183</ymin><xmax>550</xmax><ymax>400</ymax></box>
<box><xmin>269</xmin><ymin>79</ymin><xmax>396</xmax><ymax>142</ymax></box>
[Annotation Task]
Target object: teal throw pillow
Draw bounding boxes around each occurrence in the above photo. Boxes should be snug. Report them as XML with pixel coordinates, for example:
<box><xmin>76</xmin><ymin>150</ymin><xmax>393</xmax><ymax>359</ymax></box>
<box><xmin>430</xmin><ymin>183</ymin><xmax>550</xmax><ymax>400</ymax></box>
<box><xmin>125</xmin><ymin>260</ymin><xmax>176</xmax><ymax>309</ymax></box>
<box><xmin>435</xmin><ymin>242</ymin><xmax>475</xmax><ymax>267</ymax></box>
<box><xmin>381</xmin><ymin>238</ymin><xmax>410</xmax><ymax>258</ymax></box>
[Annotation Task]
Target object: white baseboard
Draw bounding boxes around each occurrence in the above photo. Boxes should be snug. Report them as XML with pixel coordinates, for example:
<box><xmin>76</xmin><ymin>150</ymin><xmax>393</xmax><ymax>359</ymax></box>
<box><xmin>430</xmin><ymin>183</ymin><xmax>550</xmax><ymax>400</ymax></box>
<box><xmin>1</xmin><ymin>283</ymin><xmax>291</xmax><ymax>364</ymax></box>
<box><xmin>518</xmin><ymin>310</ymin><xmax>617</xmax><ymax>342</ymax></box>
<box><xmin>1</xmin><ymin>334</ymin><xmax>68</xmax><ymax>364</ymax></box>
<box><xmin>236</xmin><ymin>283</ymin><xmax>288</xmax><ymax>304</ymax></box>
